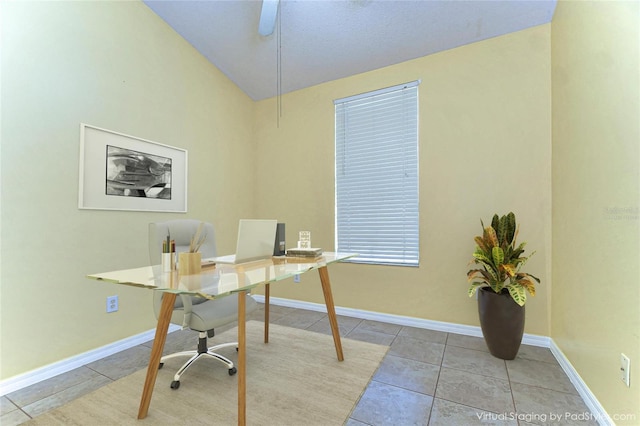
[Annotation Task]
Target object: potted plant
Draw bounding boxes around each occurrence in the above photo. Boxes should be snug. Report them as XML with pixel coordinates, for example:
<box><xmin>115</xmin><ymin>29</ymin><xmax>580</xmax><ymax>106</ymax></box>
<box><xmin>467</xmin><ymin>212</ymin><xmax>540</xmax><ymax>359</ymax></box>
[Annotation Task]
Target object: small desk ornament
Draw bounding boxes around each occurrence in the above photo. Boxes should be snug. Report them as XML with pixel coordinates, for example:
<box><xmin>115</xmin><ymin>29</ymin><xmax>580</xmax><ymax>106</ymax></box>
<box><xmin>286</xmin><ymin>231</ymin><xmax>322</xmax><ymax>257</ymax></box>
<box><xmin>298</xmin><ymin>231</ymin><xmax>311</xmax><ymax>249</ymax></box>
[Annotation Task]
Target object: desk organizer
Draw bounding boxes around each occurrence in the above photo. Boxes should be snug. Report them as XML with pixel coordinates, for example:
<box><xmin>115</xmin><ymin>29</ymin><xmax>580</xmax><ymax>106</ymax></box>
<box><xmin>178</xmin><ymin>252</ymin><xmax>202</xmax><ymax>275</ymax></box>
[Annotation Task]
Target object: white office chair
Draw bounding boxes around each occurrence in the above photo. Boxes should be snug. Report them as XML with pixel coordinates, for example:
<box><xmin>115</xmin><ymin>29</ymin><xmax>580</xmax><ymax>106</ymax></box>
<box><xmin>149</xmin><ymin>219</ymin><xmax>257</xmax><ymax>389</ymax></box>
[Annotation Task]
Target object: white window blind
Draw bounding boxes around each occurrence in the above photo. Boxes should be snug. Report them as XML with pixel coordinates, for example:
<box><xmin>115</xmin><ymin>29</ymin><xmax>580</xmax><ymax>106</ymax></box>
<box><xmin>335</xmin><ymin>81</ymin><xmax>419</xmax><ymax>266</ymax></box>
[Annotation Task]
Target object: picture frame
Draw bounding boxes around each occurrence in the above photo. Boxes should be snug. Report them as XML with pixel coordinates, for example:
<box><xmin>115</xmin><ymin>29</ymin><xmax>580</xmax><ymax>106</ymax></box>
<box><xmin>78</xmin><ymin>124</ymin><xmax>187</xmax><ymax>212</ymax></box>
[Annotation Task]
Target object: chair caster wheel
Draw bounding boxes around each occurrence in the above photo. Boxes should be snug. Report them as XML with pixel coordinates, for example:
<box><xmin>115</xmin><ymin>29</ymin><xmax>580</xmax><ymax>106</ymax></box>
<box><xmin>158</xmin><ymin>362</ymin><xmax>164</xmax><ymax>369</ymax></box>
<box><xmin>170</xmin><ymin>380</ymin><xmax>180</xmax><ymax>389</ymax></box>
<box><xmin>228</xmin><ymin>367</ymin><xmax>237</xmax><ymax>376</ymax></box>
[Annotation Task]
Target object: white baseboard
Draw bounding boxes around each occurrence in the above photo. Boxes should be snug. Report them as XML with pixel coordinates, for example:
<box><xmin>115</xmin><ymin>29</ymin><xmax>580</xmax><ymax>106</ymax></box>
<box><xmin>253</xmin><ymin>295</ymin><xmax>550</xmax><ymax>347</ymax></box>
<box><xmin>1</xmin><ymin>296</ymin><xmax>610</xmax><ymax>426</ymax></box>
<box><xmin>549</xmin><ymin>340</ymin><xmax>614</xmax><ymax>426</ymax></box>
<box><xmin>0</xmin><ymin>324</ymin><xmax>181</xmax><ymax>397</ymax></box>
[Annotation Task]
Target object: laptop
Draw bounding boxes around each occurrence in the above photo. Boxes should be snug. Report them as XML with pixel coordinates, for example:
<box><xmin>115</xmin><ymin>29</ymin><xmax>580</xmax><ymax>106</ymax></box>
<box><xmin>205</xmin><ymin>219</ymin><xmax>278</xmax><ymax>265</ymax></box>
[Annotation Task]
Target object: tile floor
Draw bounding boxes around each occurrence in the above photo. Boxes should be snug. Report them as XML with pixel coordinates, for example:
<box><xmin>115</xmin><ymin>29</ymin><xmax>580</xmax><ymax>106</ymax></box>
<box><xmin>1</xmin><ymin>304</ymin><xmax>597</xmax><ymax>426</ymax></box>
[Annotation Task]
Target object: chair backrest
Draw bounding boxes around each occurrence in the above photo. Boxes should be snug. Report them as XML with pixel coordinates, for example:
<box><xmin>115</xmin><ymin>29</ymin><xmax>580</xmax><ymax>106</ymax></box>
<box><xmin>148</xmin><ymin>219</ymin><xmax>217</xmax><ymax>265</ymax></box>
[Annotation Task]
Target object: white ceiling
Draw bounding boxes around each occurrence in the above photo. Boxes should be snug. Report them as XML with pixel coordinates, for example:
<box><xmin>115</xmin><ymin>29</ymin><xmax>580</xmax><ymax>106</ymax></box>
<box><xmin>143</xmin><ymin>0</ymin><xmax>557</xmax><ymax>101</ymax></box>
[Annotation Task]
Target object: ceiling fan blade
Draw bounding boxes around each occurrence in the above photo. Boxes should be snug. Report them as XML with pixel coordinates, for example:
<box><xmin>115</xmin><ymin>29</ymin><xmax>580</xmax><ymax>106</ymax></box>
<box><xmin>258</xmin><ymin>0</ymin><xmax>280</xmax><ymax>36</ymax></box>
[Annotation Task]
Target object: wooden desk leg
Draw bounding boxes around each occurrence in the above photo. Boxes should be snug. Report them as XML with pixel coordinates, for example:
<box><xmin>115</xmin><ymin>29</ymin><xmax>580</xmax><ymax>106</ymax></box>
<box><xmin>138</xmin><ymin>292</ymin><xmax>176</xmax><ymax>419</ymax></box>
<box><xmin>238</xmin><ymin>291</ymin><xmax>247</xmax><ymax>426</ymax></box>
<box><xmin>318</xmin><ymin>266</ymin><xmax>344</xmax><ymax>361</ymax></box>
<box><xmin>264</xmin><ymin>283</ymin><xmax>270</xmax><ymax>343</ymax></box>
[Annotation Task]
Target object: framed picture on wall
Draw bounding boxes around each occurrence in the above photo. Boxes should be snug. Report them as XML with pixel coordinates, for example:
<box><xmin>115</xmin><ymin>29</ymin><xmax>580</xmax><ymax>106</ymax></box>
<box><xmin>78</xmin><ymin>123</ymin><xmax>187</xmax><ymax>212</ymax></box>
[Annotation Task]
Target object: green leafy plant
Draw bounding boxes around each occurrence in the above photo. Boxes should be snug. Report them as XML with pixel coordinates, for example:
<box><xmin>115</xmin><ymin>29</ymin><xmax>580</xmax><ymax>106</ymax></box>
<box><xmin>467</xmin><ymin>212</ymin><xmax>540</xmax><ymax>306</ymax></box>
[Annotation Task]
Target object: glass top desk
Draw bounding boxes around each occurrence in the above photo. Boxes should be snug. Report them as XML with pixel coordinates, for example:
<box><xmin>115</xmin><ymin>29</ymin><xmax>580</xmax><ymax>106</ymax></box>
<box><xmin>88</xmin><ymin>252</ymin><xmax>356</xmax><ymax>425</ymax></box>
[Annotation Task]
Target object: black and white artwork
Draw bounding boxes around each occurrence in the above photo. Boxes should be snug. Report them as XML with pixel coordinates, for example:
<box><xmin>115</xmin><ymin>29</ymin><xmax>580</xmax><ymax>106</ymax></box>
<box><xmin>79</xmin><ymin>124</ymin><xmax>187</xmax><ymax>212</ymax></box>
<box><xmin>105</xmin><ymin>145</ymin><xmax>172</xmax><ymax>199</ymax></box>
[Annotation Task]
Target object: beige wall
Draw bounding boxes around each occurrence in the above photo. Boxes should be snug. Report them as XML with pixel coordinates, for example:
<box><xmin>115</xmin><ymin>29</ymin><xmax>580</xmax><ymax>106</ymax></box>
<box><xmin>253</xmin><ymin>25</ymin><xmax>552</xmax><ymax>336</ymax></box>
<box><xmin>1</xmin><ymin>1</ymin><xmax>255</xmax><ymax>379</ymax></box>
<box><xmin>551</xmin><ymin>0</ymin><xmax>640</xmax><ymax>422</ymax></box>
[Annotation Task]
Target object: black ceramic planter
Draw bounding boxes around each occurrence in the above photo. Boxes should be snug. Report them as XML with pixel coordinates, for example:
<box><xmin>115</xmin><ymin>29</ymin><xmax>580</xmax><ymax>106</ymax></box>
<box><xmin>477</xmin><ymin>287</ymin><xmax>525</xmax><ymax>360</ymax></box>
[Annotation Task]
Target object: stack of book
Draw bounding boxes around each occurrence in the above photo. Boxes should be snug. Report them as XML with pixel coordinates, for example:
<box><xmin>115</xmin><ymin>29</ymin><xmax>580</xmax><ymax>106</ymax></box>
<box><xmin>286</xmin><ymin>247</ymin><xmax>323</xmax><ymax>258</ymax></box>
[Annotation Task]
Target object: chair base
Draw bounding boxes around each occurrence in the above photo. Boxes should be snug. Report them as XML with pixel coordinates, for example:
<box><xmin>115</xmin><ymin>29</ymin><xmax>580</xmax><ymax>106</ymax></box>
<box><xmin>159</xmin><ymin>331</ymin><xmax>238</xmax><ymax>388</ymax></box>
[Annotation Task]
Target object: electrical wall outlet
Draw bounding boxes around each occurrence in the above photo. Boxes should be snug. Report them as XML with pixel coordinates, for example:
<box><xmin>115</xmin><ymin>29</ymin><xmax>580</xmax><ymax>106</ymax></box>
<box><xmin>621</xmin><ymin>353</ymin><xmax>630</xmax><ymax>387</ymax></box>
<box><xmin>106</xmin><ymin>295</ymin><xmax>119</xmax><ymax>313</ymax></box>
<box><xmin>294</xmin><ymin>274</ymin><xmax>300</xmax><ymax>283</ymax></box>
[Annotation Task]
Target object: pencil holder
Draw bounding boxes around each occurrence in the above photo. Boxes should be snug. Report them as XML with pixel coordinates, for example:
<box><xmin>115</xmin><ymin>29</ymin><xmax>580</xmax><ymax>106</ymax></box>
<box><xmin>162</xmin><ymin>252</ymin><xmax>175</xmax><ymax>273</ymax></box>
<box><xmin>178</xmin><ymin>252</ymin><xmax>201</xmax><ymax>276</ymax></box>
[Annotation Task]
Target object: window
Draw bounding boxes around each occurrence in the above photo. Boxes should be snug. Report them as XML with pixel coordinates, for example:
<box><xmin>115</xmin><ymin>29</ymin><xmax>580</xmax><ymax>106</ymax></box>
<box><xmin>335</xmin><ymin>81</ymin><xmax>419</xmax><ymax>266</ymax></box>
